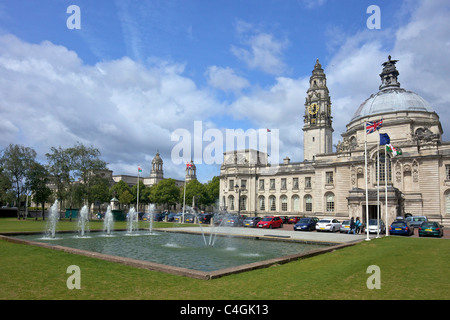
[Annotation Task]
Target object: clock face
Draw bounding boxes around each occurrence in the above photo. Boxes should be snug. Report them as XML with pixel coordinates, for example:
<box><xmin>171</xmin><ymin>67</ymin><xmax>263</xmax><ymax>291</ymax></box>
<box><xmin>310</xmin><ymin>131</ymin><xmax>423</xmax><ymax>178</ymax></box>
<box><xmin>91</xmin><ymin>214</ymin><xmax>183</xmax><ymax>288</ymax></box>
<box><xmin>308</xmin><ymin>103</ymin><xmax>318</xmax><ymax>115</ymax></box>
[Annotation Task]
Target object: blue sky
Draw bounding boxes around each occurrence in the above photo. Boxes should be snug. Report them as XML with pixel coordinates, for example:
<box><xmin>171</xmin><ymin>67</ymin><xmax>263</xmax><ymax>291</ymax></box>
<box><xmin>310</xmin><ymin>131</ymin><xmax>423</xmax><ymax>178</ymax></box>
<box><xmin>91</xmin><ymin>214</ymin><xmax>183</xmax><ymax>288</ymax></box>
<box><xmin>1</xmin><ymin>0</ymin><xmax>450</xmax><ymax>183</ymax></box>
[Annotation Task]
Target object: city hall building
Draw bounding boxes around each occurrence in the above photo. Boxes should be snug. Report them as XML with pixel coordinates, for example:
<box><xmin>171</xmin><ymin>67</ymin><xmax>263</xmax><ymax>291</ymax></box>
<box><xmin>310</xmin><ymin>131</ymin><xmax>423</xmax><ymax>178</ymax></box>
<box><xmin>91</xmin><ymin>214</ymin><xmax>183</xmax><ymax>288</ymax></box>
<box><xmin>219</xmin><ymin>57</ymin><xmax>450</xmax><ymax>226</ymax></box>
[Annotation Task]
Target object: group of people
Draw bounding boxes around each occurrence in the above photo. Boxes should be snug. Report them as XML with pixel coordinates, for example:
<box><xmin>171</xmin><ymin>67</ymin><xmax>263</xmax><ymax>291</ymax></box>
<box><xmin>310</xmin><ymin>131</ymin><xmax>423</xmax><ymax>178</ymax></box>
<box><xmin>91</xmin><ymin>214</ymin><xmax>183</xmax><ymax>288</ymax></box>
<box><xmin>348</xmin><ymin>217</ymin><xmax>364</xmax><ymax>234</ymax></box>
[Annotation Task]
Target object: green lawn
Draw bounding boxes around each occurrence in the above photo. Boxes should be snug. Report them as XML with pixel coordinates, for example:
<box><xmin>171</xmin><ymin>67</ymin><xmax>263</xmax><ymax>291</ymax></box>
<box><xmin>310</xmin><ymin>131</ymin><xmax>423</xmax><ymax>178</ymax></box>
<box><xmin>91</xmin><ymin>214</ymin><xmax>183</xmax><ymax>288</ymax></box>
<box><xmin>0</xmin><ymin>218</ymin><xmax>449</xmax><ymax>300</ymax></box>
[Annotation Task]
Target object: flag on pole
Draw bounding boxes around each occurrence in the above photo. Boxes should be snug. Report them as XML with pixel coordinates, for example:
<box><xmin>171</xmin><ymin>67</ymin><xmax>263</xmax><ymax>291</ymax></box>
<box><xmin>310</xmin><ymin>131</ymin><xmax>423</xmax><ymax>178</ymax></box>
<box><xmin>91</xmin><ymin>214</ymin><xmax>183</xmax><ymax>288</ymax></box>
<box><xmin>366</xmin><ymin>119</ymin><xmax>383</xmax><ymax>134</ymax></box>
<box><xmin>267</xmin><ymin>128</ymin><xmax>271</xmax><ymax>132</ymax></box>
<box><xmin>386</xmin><ymin>144</ymin><xmax>402</xmax><ymax>157</ymax></box>
<box><xmin>138</xmin><ymin>167</ymin><xmax>142</xmax><ymax>173</ymax></box>
<box><xmin>186</xmin><ymin>162</ymin><xmax>193</xmax><ymax>169</ymax></box>
<box><xmin>379</xmin><ymin>133</ymin><xmax>390</xmax><ymax>145</ymax></box>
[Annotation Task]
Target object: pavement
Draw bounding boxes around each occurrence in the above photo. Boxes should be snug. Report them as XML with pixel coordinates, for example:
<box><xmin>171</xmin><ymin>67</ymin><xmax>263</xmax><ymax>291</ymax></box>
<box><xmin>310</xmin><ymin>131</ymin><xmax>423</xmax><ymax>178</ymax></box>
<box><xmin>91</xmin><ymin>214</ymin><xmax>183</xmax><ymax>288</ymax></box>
<box><xmin>159</xmin><ymin>225</ymin><xmax>371</xmax><ymax>245</ymax></box>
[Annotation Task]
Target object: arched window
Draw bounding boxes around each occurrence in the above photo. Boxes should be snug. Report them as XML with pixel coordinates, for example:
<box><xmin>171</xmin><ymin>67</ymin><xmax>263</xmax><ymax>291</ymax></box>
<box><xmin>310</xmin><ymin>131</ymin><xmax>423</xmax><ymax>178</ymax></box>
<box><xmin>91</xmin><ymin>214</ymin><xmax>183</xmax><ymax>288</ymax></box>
<box><xmin>240</xmin><ymin>195</ymin><xmax>247</xmax><ymax>211</ymax></box>
<box><xmin>280</xmin><ymin>195</ymin><xmax>288</xmax><ymax>212</ymax></box>
<box><xmin>269</xmin><ymin>195</ymin><xmax>276</xmax><ymax>211</ymax></box>
<box><xmin>446</xmin><ymin>191</ymin><xmax>450</xmax><ymax>215</ymax></box>
<box><xmin>304</xmin><ymin>195</ymin><xmax>312</xmax><ymax>212</ymax></box>
<box><xmin>325</xmin><ymin>192</ymin><xmax>335</xmax><ymax>212</ymax></box>
<box><xmin>228</xmin><ymin>195</ymin><xmax>235</xmax><ymax>211</ymax></box>
<box><xmin>292</xmin><ymin>195</ymin><xmax>300</xmax><ymax>212</ymax></box>
<box><xmin>258</xmin><ymin>196</ymin><xmax>266</xmax><ymax>211</ymax></box>
<box><xmin>376</xmin><ymin>152</ymin><xmax>392</xmax><ymax>182</ymax></box>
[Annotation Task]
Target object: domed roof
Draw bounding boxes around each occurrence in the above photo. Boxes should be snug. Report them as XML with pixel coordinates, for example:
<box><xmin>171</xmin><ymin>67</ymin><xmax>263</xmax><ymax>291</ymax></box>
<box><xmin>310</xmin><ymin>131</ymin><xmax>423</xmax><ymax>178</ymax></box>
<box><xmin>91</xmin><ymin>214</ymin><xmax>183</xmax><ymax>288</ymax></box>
<box><xmin>350</xmin><ymin>88</ymin><xmax>434</xmax><ymax>122</ymax></box>
<box><xmin>349</xmin><ymin>56</ymin><xmax>435</xmax><ymax>123</ymax></box>
<box><xmin>152</xmin><ymin>152</ymin><xmax>163</xmax><ymax>163</ymax></box>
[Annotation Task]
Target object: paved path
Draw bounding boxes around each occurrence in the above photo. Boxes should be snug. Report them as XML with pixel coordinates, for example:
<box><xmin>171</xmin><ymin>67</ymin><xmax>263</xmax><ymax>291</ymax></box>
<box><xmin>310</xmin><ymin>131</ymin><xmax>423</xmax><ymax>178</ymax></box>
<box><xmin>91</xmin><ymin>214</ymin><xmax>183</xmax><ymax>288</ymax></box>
<box><xmin>159</xmin><ymin>225</ymin><xmax>371</xmax><ymax>244</ymax></box>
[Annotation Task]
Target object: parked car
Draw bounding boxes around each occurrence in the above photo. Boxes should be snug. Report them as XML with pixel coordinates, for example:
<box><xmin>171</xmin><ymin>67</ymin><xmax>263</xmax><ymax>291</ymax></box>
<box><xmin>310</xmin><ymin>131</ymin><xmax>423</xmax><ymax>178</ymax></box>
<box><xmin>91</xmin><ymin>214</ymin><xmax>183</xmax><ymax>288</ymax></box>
<box><xmin>316</xmin><ymin>218</ymin><xmax>341</xmax><ymax>232</ymax></box>
<box><xmin>366</xmin><ymin>219</ymin><xmax>386</xmax><ymax>234</ymax></box>
<box><xmin>167</xmin><ymin>212</ymin><xmax>178</xmax><ymax>222</ymax></box>
<box><xmin>294</xmin><ymin>217</ymin><xmax>319</xmax><ymax>231</ymax></box>
<box><xmin>418</xmin><ymin>221</ymin><xmax>444</xmax><ymax>238</ymax></box>
<box><xmin>243</xmin><ymin>216</ymin><xmax>261</xmax><ymax>228</ymax></box>
<box><xmin>224</xmin><ymin>215</ymin><xmax>244</xmax><ymax>227</ymax></box>
<box><xmin>142</xmin><ymin>213</ymin><xmax>152</xmax><ymax>221</ymax></box>
<box><xmin>257</xmin><ymin>216</ymin><xmax>283</xmax><ymax>229</ymax></box>
<box><xmin>288</xmin><ymin>216</ymin><xmax>301</xmax><ymax>224</ymax></box>
<box><xmin>340</xmin><ymin>220</ymin><xmax>351</xmax><ymax>233</ymax></box>
<box><xmin>198</xmin><ymin>213</ymin><xmax>212</xmax><ymax>224</ymax></box>
<box><xmin>405</xmin><ymin>216</ymin><xmax>427</xmax><ymax>228</ymax></box>
<box><xmin>389</xmin><ymin>220</ymin><xmax>414</xmax><ymax>236</ymax></box>
<box><xmin>278</xmin><ymin>216</ymin><xmax>289</xmax><ymax>224</ymax></box>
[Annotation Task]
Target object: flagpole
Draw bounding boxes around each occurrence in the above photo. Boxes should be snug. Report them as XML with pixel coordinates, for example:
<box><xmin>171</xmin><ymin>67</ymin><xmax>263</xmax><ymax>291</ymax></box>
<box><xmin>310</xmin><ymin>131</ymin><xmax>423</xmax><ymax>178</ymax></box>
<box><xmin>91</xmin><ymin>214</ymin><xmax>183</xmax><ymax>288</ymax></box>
<box><xmin>385</xmin><ymin>146</ymin><xmax>389</xmax><ymax>236</ymax></box>
<box><xmin>137</xmin><ymin>167</ymin><xmax>140</xmax><ymax>225</ymax></box>
<box><xmin>364</xmin><ymin>121</ymin><xmax>370</xmax><ymax>241</ymax></box>
<box><xmin>377</xmin><ymin>134</ymin><xmax>380</xmax><ymax>238</ymax></box>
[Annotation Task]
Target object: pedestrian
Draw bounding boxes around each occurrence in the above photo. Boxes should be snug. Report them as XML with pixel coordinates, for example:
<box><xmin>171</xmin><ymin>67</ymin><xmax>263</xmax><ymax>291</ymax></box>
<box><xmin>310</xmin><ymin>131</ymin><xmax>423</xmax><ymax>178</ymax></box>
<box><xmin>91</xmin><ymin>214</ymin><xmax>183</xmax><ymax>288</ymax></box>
<box><xmin>348</xmin><ymin>217</ymin><xmax>356</xmax><ymax>234</ymax></box>
<box><xmin>355</xmin><ymin>217</ymin><xmax>362</xmax><ymax>234</ymax></box>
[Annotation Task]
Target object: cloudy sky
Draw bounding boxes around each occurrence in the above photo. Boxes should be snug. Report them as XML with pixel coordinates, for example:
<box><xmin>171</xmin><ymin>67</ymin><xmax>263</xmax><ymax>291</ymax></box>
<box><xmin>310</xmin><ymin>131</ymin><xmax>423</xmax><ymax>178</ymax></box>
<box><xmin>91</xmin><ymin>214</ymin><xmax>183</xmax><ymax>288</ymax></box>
<box><xmin>0</xmin><ymin>0</ymin><xmax>449</xmax><ymax>183</ymax></box>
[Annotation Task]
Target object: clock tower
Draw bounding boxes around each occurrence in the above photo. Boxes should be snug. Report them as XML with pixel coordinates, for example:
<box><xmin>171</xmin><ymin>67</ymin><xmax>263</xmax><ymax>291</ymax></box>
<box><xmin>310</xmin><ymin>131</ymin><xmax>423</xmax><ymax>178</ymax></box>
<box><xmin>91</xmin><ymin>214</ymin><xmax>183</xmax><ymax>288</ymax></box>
<box><xmin>303</xmin><ymin>59</ymin><xmax>333</xmax><ymax>161</ymax></box>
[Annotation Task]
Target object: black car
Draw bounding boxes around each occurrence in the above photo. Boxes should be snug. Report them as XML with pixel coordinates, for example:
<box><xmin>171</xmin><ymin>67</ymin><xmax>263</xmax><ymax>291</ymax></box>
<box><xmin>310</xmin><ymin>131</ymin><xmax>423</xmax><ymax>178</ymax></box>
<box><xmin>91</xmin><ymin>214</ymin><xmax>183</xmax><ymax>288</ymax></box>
<box><xmin>198</xmin><ymin>213</ymin><xmax>212</xmax><ymax>224</ymax></box>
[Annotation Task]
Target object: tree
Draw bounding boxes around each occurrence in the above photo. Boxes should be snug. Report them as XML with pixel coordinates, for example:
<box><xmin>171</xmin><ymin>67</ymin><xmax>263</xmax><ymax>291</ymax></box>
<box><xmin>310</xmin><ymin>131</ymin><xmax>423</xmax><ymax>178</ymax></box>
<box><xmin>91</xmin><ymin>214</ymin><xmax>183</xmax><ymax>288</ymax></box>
<box><xmin>205</xmin><ymin>176</ymin><xmax>220</xmax><ymax>207</ymax></box>
<box><xmin>0</xmin><ymin>144</ymin><xmax>37</xmax><ymax>219</ymax></box>
<box><xmin>183</xmin><ymin>179</ymin><xmax>208</xmax><ymax>209</ymax></box>
<box><xmin>110</xmin><ymin>180</ymin><xmax>131</xmax><ymax>209</ymax></box>
<box><xmin>150</xmin><ymin>179</ymin><xmax>180</xmax><ymax>209</ymax></box>
<box><xmin>119</xmin><ymin>190</ymin><xmax>134</xmax><ymax>207</ymax></box>
<box><xmin>26</xmin><ymin>162</ymin><xmax>52</xmax><ymax>220</ymax></box>
<box><xmin>0</xmin><ymin>167</ymin><xmax>13</xmax><ymax>207</ymax></box>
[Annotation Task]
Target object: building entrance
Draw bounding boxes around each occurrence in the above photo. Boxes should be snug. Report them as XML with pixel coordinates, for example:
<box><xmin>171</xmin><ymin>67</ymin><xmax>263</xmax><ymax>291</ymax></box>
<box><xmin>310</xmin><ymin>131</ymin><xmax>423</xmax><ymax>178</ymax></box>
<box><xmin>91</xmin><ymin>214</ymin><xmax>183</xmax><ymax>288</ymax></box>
<box><xmin>362</xmin><ymin>205</ymin><xmax>381</xmax><ymax>223</ymax></box>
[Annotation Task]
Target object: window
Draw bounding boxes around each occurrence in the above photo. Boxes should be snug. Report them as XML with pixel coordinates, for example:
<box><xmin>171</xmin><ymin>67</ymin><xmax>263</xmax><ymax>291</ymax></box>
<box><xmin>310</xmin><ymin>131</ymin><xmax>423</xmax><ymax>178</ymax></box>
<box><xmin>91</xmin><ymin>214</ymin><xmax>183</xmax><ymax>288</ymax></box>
<box><xmin>270</xmin><ymin>179</ymin><xmax>275</xmax><ymax>190</ymax></box>
<box><xmin>228</xmin><ymin>196</ymin><xmax>234</xmax><ymax>211</ymax></box>
<box><xmin>229</xmin><ymin>179</ymin><xmax>234</xmax><ymax>191</ymax></box>
<box><xmin>293</xmin><ymin>178</ymin><xmax>299</xmax><ymax>189</ymax></box>
<box><xmin>281</xmin><ymin>196</ymin><xmax>288</xmax><ymax>211</ymax></box>
<box><xmin>281</xmin><ymin>178</ymin><xmax>287</xmax><ymax>190</ymax></box>
<box><xmin>259</xmin><ymin>179</ymin><xmax>264</xmax><ymax>190</ymax></box>
<box><xmin>259</xmin><ymin>196</ymin><xmax>265</xmax><ymax>211</ymax></box>
<box><xmin>305</xmin><ymin>177</ymin><xmax>311</xmax><ymax>188</ymax></box>
<box><xmin>446</xmin><ymin>165</ymin><xmax>450</xmax><ymax>180</ymax></box>
<box><xmin>446</xmin><ymin>192</ymin><xmax>450</xmax><ymax>215</ymax></box>
<box><xmin>376</xmin><ymin>153</ymin><xmax>392</xmax><ymax>182</ymax></box>
<box><xmin>269</xmin><ymin>196</ymin><xmax>276</xmax><ymax>211</ymax></box>
<box><xmin>240</xmin><ymin>196</ymin><xmax>247</xmax><ymax>211</ymax></box>
<box><xmin>240</xmin><ymin>179</ymin><xmax>247</xmax><ymax>189</ymax></box>
<box><xmin>326</xmin><ymin>193</ymin><xmax>335</xmax><ymax>212</ymax></box>
<box><xmin>326</xmin><ymin>172</ymin><xmax>334</xmax><ymax>184</ymax></box>
<box><xmin>305</xmin><ymin>195</ymin><xmax>312</xmax><ymax>212</ymax></box>
<box><xmin>292</xmin><ymin>195</ymin><xmax>300</xmax><ymax>211</ymax></box>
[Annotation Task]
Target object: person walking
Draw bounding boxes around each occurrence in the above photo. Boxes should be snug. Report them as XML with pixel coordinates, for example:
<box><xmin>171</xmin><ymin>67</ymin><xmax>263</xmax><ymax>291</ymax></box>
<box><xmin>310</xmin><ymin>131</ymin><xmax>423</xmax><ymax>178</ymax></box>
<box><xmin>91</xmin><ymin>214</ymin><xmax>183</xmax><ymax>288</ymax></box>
<box><xmin>348</xmin><ymin>217</ymin><xmax>356</xmax><ymax>234</ymax></box>
<box><xmin>355</xmin><ymin>217</ymin><xmax>362</xmax><ymax>234</ymax></box>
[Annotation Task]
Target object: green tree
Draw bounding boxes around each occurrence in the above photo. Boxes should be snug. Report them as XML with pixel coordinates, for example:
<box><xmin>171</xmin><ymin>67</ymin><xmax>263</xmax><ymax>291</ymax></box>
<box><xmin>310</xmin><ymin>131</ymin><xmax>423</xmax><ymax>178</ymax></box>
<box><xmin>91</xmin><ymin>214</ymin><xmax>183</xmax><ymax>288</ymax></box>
<box><xmin>119</xmin><ymin>190</ymin><xmax>134</xmax><ymax>207</ymax></box>
<box><xmin>0</xmin><ymin>167</ymin><xmax>13</xmax><ymax>207</ymax></box>
<box><xmin>150</xmin><ymin>179</ymin><xmax>180</xmax><ymax>209</ymax></box>
<box><xmin>205</xmin><ymin>176</ymin><xmax>220</xmax><ymax>207</ymax></box>
<box><xmin>110</xmin><ymin>180</ymin><xmax>131</xmax><ymax>209</ymax></box>
<box><xmin>26</xmin><ymin>162</ymin><xmax>52</xmax><ymax>220</ymax></box>
<box><xmin>0</xmin><ymin>144</ymin><xmax>37</xmax><ymax>218</ymax></box>
<box><xmin>184</xmin><ymin>179</ymin><xmax>207</xmax><ymax>209</ymax></box>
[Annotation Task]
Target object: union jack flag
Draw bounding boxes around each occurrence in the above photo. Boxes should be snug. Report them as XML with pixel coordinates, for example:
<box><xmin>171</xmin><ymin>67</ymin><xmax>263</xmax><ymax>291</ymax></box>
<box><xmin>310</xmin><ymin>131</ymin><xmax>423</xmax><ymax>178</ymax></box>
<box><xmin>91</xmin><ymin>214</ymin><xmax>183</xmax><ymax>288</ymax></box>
<box><xmin>186</xmin><ymin>162</ymin><xmax>193</xmax><ymax>169</ymax></box>
<box><xmin>366</xmin><ymin>119</ymin><xmax>383</xmax><ymax>134</ymax></box>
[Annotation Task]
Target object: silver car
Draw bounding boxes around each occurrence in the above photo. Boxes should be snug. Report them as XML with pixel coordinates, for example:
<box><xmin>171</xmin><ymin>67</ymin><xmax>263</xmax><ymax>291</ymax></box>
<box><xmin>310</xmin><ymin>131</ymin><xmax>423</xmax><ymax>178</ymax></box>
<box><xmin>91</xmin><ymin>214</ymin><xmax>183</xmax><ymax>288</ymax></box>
<box><xmin>405</xmin><ymin>216</ymin><xmax>427</xmax><ymax>228</ymax></box>
<box><xmin>340</xmin><ymin>220</ymin><xmax>351</xmax><ymax>233</ymax></box>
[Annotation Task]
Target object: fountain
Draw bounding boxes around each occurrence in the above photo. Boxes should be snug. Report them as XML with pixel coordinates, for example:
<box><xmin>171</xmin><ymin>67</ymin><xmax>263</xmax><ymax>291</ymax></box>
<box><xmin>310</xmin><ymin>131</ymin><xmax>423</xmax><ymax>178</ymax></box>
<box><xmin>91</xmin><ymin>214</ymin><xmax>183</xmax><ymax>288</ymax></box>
<box><xmin>126</xmin><ymin>207</ymin><xmax>138</xmax><ymax>234</ymax></box>
<box><xmin>103</xmin><ymin>205</ymin><xmax>114</xmax><ymax>236</ymax></box>
<box><xmin>148</xmin><ymin>203</ymin><xmax>155</xmax><ymax>234</ymax></box>
<box><xmin>77</xmin><ymin>205</ymin><xmax>90</xmax><ymax>237</ymax></box>
<box><xmin>45</xmin><ymin>200</ymin><xmax>59</xmax><ymax>238</ymax></box>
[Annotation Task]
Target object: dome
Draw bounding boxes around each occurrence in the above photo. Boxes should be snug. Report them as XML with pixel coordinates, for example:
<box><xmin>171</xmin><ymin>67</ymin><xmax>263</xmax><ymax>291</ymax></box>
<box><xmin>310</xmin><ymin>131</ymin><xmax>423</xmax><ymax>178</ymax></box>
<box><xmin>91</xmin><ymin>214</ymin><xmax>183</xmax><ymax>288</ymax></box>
<box><xmin>349</xmin><ymin>56</ymin><xmax>435</xmax><ymax>123</ymax></box>
<box><xmin>350</xmin><ymin>88</ymin><xmax>435</xmax><ymax>123</ymax></box>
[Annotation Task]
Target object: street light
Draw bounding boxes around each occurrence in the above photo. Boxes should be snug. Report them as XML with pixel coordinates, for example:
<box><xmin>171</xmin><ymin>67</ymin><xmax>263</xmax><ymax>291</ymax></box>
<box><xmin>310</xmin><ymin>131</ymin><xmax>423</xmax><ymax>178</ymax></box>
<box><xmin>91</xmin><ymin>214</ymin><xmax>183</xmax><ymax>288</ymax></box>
<box><xmin>234</xmin><ymin>183</ymin><xmax>244</xmax><ymax>219</ymax></box>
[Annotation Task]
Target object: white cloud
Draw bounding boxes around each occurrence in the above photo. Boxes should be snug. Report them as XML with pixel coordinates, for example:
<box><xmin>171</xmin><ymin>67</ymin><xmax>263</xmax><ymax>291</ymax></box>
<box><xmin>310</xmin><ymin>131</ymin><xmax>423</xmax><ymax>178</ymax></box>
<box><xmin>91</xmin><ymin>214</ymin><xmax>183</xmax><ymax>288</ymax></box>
<box><xmin>0</xmin><ymin>34</ymin><xmax>222</xmax><ymax>180</ymax></box>
<box><xmin>231</xmin><ymin>22</ymin><xmax>289</xmax><ymax>75</ymax></box>
<box><xmin>205</xmin><ymin>66</ymin><xmax>249</xmax><ymax>93</ymax></box>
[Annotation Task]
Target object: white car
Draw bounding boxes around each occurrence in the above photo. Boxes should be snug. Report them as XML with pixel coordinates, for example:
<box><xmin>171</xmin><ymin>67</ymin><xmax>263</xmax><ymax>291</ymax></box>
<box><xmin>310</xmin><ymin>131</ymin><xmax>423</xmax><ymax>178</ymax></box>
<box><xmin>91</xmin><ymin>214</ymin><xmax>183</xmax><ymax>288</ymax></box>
<box><xmin>316</xmin><ymin>218</ymin><xmax>341</xmax><ymax>232</ymax></box>
<box><xmin>366</xmin><ymin>219</ymin><xmax>386</xmax><ymax>234</ymax></box>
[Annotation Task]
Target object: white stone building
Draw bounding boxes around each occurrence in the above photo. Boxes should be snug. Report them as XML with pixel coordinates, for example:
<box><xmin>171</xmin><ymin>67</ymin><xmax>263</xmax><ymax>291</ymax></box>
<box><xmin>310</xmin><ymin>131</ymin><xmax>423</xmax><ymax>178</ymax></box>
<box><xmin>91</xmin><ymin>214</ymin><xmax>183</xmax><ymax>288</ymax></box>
<box><xmin>219</xmin><ymin>57</ymin><xmax>450</xmax><ymax>226</ymax></box>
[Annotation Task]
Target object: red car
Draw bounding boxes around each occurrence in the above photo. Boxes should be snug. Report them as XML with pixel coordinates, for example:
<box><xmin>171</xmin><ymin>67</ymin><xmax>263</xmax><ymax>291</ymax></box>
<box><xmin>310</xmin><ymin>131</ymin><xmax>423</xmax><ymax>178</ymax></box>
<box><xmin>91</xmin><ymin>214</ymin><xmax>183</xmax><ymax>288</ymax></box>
<box><xmin>288</xmin><ymin>216</ymin><xmax>301</xmax><ymax>224</ymax></box>
<box><xmin>256</xmin><ymin>216</ymin><xmax>283</xmax><ymax>229</ymax></box>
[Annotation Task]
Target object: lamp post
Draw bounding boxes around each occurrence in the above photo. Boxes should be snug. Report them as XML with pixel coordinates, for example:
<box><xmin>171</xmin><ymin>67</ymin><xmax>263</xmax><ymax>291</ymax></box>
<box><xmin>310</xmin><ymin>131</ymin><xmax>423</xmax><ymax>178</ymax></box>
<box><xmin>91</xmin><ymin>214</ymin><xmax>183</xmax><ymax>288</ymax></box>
<box><xmin>234</xmin><ymin>183</ymin><xmax>243</xmax><ymax>219</ymax></box>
